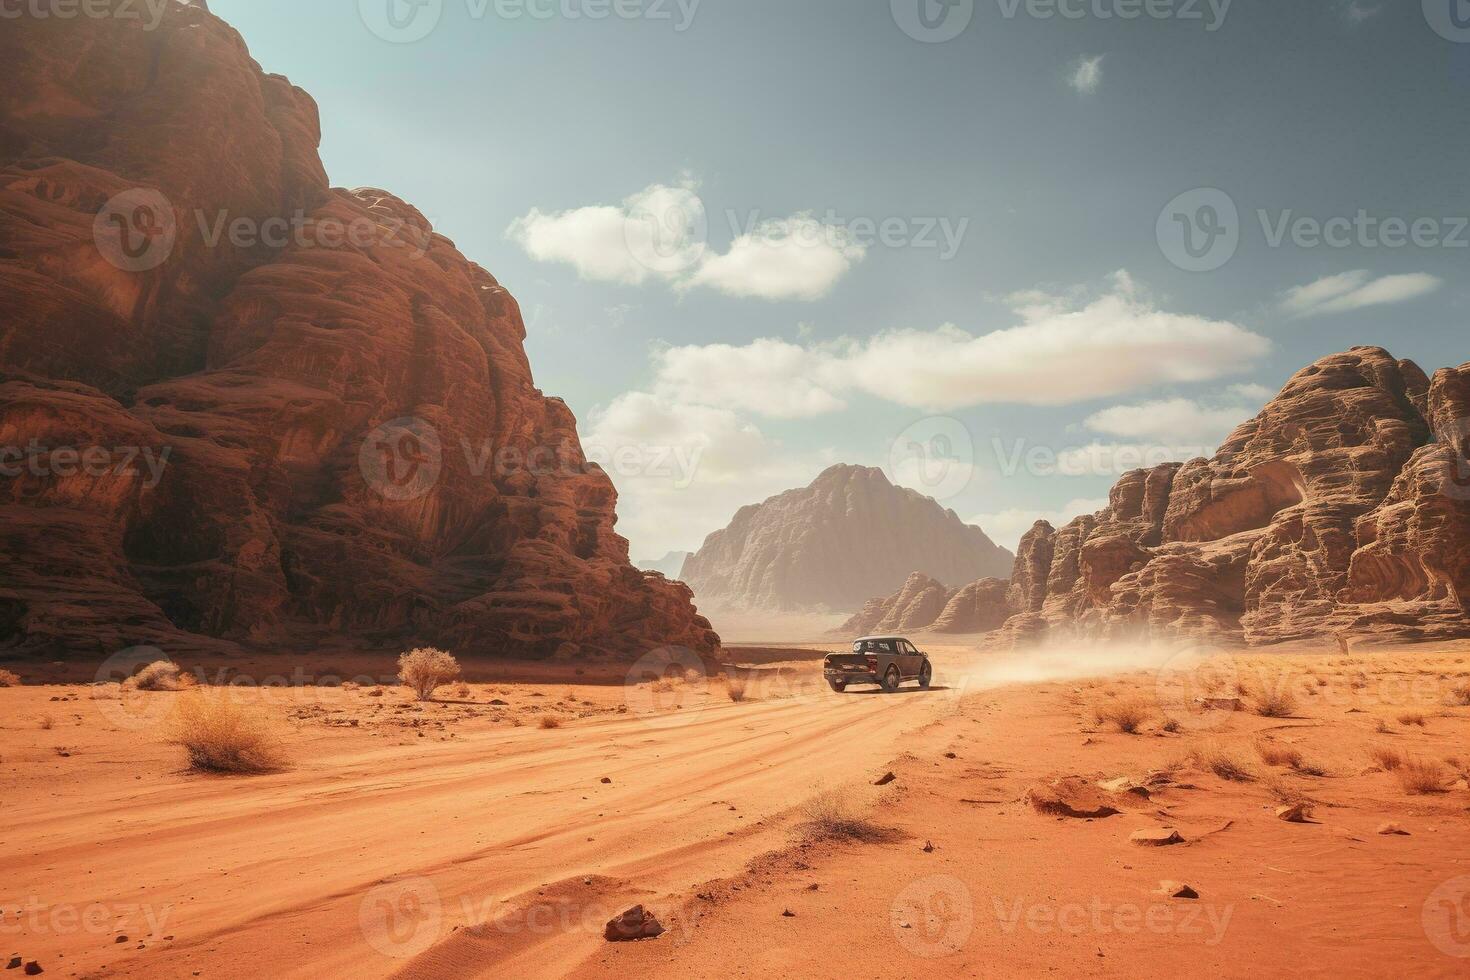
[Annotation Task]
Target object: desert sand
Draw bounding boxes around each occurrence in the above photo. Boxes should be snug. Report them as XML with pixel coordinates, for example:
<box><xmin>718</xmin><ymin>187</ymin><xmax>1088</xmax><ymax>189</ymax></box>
<box><xmin>5</xmin><ymin>640</ymin><xmax>1470</xmax><ymax>978</ymax></box>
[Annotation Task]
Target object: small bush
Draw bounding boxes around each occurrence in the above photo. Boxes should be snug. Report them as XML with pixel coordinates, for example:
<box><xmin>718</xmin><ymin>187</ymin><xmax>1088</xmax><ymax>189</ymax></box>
<box><xmin>397</xmin><ymin>647</ymin><xmax>461</xmax><ymax>702</ymax></box>
<box><xmin>539</xmin><ymin>715</ymin><xmax>562</xmax><ymax>729</ymax></box>
<box><xmin>1255</xmin><ymin>741</ymin><xmax>1302</xmax><ymax>769</ymax></box>
<box><xmin>127</xmin><ymin>660</ymin><xmax>190</xmax><ymax>692</ymax></box>
<box><xmin>1251</xmin><ymin>686</ymin><xmax>1297</xmax><ymax>718</ymax></box>
<box><xmin>800</xmin><ymin>790</ymin><xmax>891</xmax><ymax>843</ymax></box>
<box><xmin>0</xmin><ymin>668</ymin><xmax>20</xmax><ymax>687</ymax></box>
<box><xmin>1091</xmin><ymin>698</ymin><xmax>1152</xmax><ymax>734</ymax></box>
<box><xmin>1187</xmin><ymin>744</ymin><xmax>1254</xmax><ymax>782</ymax></box>
<box><xmin>1397</xmin><ymin>712</ymin><xmax>1428</xmax><ymax>727</ymax></box>
<box><xmin>168</xmin><ymin>694</ymin><xmax>288</xmax><ymax>774</ymax></box>
<box><xmin>1368</xmin><ymin>745</ymin><xmax>1405</xmax><ymax>771</ymax></box>
<box><xmin>725</xmin><ymin>676</ymin><xmax>748</xmax><ymax>703</ymax></box>
<box><xmin>1451</xmin><ymin>685</ymin><xmax>1470</xmax><ymax>707</ymax></box>
<box><xmin>1262</xmin><ymin>774</ymin><xmax>1315</xmax><ymax>806</ymax></box>
<box><xmin>38</xmin><ymin>714</ymin><xmax>54</xmax><ymax>730</ymax></box>
<box><xmin>1395</xmin><ymin>758</ymin><xmax>1451</xmax><ymax>795</ymax></box>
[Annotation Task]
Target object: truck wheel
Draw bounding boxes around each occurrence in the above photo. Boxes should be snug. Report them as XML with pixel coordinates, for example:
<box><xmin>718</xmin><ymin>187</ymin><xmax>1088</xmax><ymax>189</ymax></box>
<box><xmin>880</xmin><ymin>666</ymin><xmax>901</xmax><ymax>693</ymax></box>
<box><xmin>828</xmin><ymin>679</ymin><xmax>847</xmax><ymax>693</ymax></box>
<box><xmin>918</xmin><ymin>661</ymin><xmax>933</xmax><ymax>689</ymax></box>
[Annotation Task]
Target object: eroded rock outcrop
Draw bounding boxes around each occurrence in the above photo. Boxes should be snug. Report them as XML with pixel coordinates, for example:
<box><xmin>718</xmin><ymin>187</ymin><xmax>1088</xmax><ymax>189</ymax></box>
<box><xmin>682</xmin><ymin>464</ymin><xmax>1013</xmax><ymax>612</ymax></box>
<box><xmin>0</xmin><ymin>6</ymin><xmax>717</xmax><ymax>660</ymax></box>
<box><xmin>990</xmin><ymin>348</ymin><xmax>1470</xmax><ymax>647</ymax></box>
<box><xmin>839</xmin><ymin>573</ymin><xmax>1012</xmax><ymax>636</ymax></box>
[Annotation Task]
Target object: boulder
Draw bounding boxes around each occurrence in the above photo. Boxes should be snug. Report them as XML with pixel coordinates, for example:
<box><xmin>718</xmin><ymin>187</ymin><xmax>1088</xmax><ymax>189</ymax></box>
<box><xmin>604</xmin><ymin>905</ymin><xmax>665</xmax><ymax>942</ymax></box>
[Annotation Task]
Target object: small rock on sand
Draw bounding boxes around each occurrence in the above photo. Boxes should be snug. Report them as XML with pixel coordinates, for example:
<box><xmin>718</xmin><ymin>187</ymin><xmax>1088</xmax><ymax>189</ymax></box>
<box><xmin>1275</xmin><ymin>803</ymin><xmax>1311</xmax><ymax>823</ymax></box>
<box><xmin>1157</xmin><ymin>881</ymin><xmax>1199</xmax><ymax>899</ymax></box>
<box><xmin>600</xmin><ymin>777</ymin><xmax>612</xmax><ymax>784</ymax></box>
<box><xmin>24</xmin><ymin>963</ymin><xmax>43</xmax><ymax>976</ymax></box>
<box><xmin>874</xmin><ymin>772</ymin><xmax>896</xmax><ymax>786</ymax></box>
<box><xmin>604</xmin><ymin>905</ymin><xmax>665</xmax><ymax>942</ymax></box>
<box><xmin>1377</xmin><ymin>822</ymin><xmax>1410</xmax><ymax>836</ymax></box>
<box><xmin>1130</xmin><ymin>827</ymin><xmax>1185</xmax><ymax>847</ymax></box>
<box><xmin>1026</xmin><ymin>778</ymin><xmax>1122</xmax><ymax>819</ymax></box>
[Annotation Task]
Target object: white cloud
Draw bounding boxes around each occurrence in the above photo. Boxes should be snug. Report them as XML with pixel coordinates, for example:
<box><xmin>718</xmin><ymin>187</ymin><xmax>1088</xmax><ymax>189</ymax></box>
<box><xmin>506</xmin><ymin>181</ymin><xmax>705</xmax><ymax>286</ymax></box>
<box><xmin>1069</xmin><ymin>55</ymin><xmax>1105</xmax><ymax>95</ymax></box>
<box><xmin>1084</xmin><ymin>397</ymin><xmax>1255</xmax><ymax>445</ymax></box>
<box><xmin>1281</xmin><ymin>270</ymin><xmax>1443</xmax><ymax>318</ymax></box>
<box><xmin>969</xmin><ymin>498</ymin><xmax>1109</xmax><ymax>552</ymax></box>
<box><xmin>508</xmin><ymin>182</ymin><xmax>861</xmax><ymax>301</ymax></box>
<box><xmin>637</xmin><ymin>272</ymin><xmax>1269</xmax><ymax>415</ymax></box>
<box><xmin>683</xmin><ymin>214</ymin><xmax>866</xmax><ymax>301</ymax></box>
<box><xmin>650</xmin><ymin>339</ymin><xmax>846</xmax><ymax>419</ymax></box>
<box><xmin>1224</xmin><ymin>382</ymin><xmax>1275</xmax><ymax>402</ymax></box>
<box><xmin>583</xmin><ymin>391</ymin><xmax>824</xmax><ymax>556</ymax></box>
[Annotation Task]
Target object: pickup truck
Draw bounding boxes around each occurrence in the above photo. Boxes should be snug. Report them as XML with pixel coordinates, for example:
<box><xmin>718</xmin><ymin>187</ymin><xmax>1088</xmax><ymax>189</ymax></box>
<box><xmin>823</xmin><ymin>636</ymin><xmax>933</xmax><ymax>693</ymax></box>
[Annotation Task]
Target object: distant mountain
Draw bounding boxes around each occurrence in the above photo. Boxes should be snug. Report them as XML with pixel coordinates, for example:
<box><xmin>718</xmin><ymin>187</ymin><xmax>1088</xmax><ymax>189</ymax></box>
<box><xmin>681</xmin><ymin>464</ymin><xmax>1013</xmax><ymax>612</ymax></box>
<box><xmin>637</xmin><ymin>552</ymin><xmax>692</xmax><ymax>581</ymax></box>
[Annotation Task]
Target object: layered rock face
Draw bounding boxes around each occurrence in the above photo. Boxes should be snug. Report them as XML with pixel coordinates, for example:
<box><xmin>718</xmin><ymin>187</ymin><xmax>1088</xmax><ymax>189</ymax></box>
<box><xmin>840</xmin><ymin>573</ymin><xmax>1011</xmax><ymax>636</ymax></box>
<box><xmin>0</xmin><ymin>6</ymin><xmax>717</xmax><ymax>660</ymax></box>
<box><xmin>681</xmin><ymin>464</ymin><xmax>1013</xmax><ymax>612</ymax></box>
<box><xmin>991</xmin><ymin>348</ymin><xmax>1470</xmax><ymax>647</ymax></box>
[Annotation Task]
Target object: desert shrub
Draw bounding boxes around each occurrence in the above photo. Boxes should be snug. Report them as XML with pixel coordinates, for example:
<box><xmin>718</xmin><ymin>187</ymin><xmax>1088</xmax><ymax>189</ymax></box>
<box><xmin>1262</xmin><ymin>774</ymin><xmax>1316</xmax><ymax>806</ymax></box>
<box><xmin>1395</xmin><ymin>758</ymin><xmax>1451</xmax><ymax>795</ymax></box>
<box><xmin>1451</xmin><ymin>685</ymin><xmax>1470</xmax><ymax>707</ymax></box>
<box><xmin>725</xmin><ymin>675</ymin><xmax>748</xmax><ymax>703</ymax></box>
<box><xmin>0</xmin><ymin>668</ymin><xmax>20</xmax><ymax>687</ymax></box>
<box><xmin>1255</xmin><ymin>741</ymin><xmax>1302</xmax><ymax>769</ymax></box>
<box><xmin>38</xmin><ymin>714</ymin><xmax>54</xmax><ymax>730</ymax></box>
<box><xmin>1367</xmin><ymin>745</ymin><xmax>1405</xmax><ymax>771</ymax></box>
<box><xmin>1091</xmin><ymin>698</ymin><xmax>1152</xmax><ymax>734</ymax></box>
<box><xmin>126</xmin><ymin>660</ymin><xmax>190</xmax><ymax>692</ymax></box>
<box><xmin>1397</xmin><ymin>712</ymin><xmax>1428</xmax><ymax>727</ymax></box>
<box><xmin>168</xmin><ymin>694</ymin><xmax>288</xmax><ymax>774</ymax></box>
<box><xmin>397</xmin><ymin>647</ymin><xmax>461</xmax><ymax>702</ymax></box>
<box><xmin>1251</xmin><ymin>685</ymin><xmax>1297</xmax><ymax>718</ymax></box>
<box><xmin>1186</xmin><ymin>744</ymin><xmax>1254</xmax><ymax>782</ymax></box>
<box><xmin>799</xmin><ymin>790</ymin><xmax>891</xmax><ymax>843</ymax></box>
<box><xmin>539</xmin><ymin>715</ymin><xmax>562</xmax><ymax>729</ymax></box>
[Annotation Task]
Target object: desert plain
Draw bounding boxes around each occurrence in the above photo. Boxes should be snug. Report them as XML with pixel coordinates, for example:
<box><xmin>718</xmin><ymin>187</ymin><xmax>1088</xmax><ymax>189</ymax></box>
<box><xmin>4</xmin><ymin>637</ymin><xmax>1470</xmax><ymax>979</ymax></box>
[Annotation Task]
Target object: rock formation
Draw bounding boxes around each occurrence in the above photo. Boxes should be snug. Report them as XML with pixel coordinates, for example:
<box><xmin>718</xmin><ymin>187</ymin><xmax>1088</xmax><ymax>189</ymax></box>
<box><xmin>990</xmin><ymin>347</ymin><xmax>1470</xmax><ymax>647</ymax></box>
<box><xmin>0</xmin><ymin>6</ymin><xmax>717</xmax><ymax>660</ymax></box>
<box><xmin>636</xmin><ymin>552</ymin><xmax>692</xmax><ymax>581</ymax></box>
<box><xmin>681</xmin><ymin>464</ymin><xmax>1013</xmax><ymax>612</ymax></box>
<box><xmin>840</xmin><ymin>573</ymin><xmax>1011</xmax><ymax>636</ymax></box>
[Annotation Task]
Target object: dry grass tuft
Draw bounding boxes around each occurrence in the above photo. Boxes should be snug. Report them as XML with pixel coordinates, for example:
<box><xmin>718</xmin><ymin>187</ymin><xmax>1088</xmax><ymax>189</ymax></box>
<box><xmin>168</xmin><ymin>694</ymin><xmax>288</xmax><ymax>774</ymax></box>
<box><xmin>0</xmin><ymin>668</ymin><xmax>20</xmax><ymax>687</ymax></box>
<box><xmin>397</xmin><ymin>647</ymin><xmax>461</xmax><ymax>702</ymax></box>
<box><xmin>126</xmin><ymin>660</ymin><xmax>191</xmax><ymax>692</ymax></box>
<box><xmin>1255</xmin><ymin>740</ymin><xmax>1302</xmax><ymax>769</ymax></box>
<box><xmin>1451</xmin><ymin>685</ymin><xmax>1470</xmax><ymax>707</ymax></box>
<box><xmin>1367</xmin><ymin>744</ymin><xmax>1406</xmax><ymax>771</ymax></box>
<box><xmin>1394</xmin><ymin>758</ymin><xmax>1452</xmax><ymax>795</ymax></box>
<box><xmin>1397</xmin><ymin>711</ymin><xmax>1428</xmax><ymax>727</ymax></box>
<box><xmin>38</xmin><ymin>713</ymin><xmax>54</xmax><ymax>730</ymax></box>
<box><xmin>1090</xmin><ymin>698</ymin><xmax>1153</xmax><ymax>734</ymax></box>
<box><xmin>1185</xmin><ymin>744</ymin><xmax>1254</xmax><ymax>782</ymax></box>
<box><xmin>1250</xmin><ymin>685</ymin><xmax>1297</xmax><ymax>718</ymax></box>
<box><xmin>539</xmin><ymin>715</ymin><xmax>563</xmax><ymax>729</ymax></box>
<box><xmin>725</xmin><ymin>675</ymin><xmax>749</xmax><ymax>703</ymax></box>
<box><xmin>799</xmin><ymin>789</ymin><xmax>893</xmax><ymax>843</ymax></box>
<box><xmin>1262</xmin><ymin>774</ymin><xmax>1316</xmax><ymax>806</ymax></box>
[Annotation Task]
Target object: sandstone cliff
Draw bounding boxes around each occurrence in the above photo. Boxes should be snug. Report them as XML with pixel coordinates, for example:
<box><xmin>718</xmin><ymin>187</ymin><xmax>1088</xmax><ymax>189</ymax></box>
<box><xmin>990</xmin><ymin>348</ymin><xmax>1470</xmax><ymax>647</ymax></box>
<box><xmin>0</xmin><ymin>6</ymin><xmax>717</xmax><ymax>660</ymax></box>
<box><xmin>839</xmin><ymin>573</ymin><xmax>1011</xmax><ymax>636</ymax></box>
<box><xmin>681</xmin><ymin>465</ymin><xmax>1013</xmax><ymax>612</ymax></box>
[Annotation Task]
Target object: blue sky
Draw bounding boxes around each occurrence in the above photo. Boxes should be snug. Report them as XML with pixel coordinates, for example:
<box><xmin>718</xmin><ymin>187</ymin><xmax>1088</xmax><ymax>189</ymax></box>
<box><xmin>214</xmin><ymin>0</ymin><xmax>1470</xmax><ymax>559</ymax></box>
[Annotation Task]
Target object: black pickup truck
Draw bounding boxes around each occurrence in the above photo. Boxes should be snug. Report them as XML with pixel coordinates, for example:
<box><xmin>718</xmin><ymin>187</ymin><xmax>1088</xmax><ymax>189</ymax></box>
<box><xmin>823</xmin><ymin>636</ymin><xmax>933</xmax><ymax>693</ymax></box>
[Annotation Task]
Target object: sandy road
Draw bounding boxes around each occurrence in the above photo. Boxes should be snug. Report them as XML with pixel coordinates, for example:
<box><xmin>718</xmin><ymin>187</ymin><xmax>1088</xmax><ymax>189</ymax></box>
<box><xmin>2</xmin><ymin>674</ymin><xmax>960</xmax><ymax>979</ymax></box>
